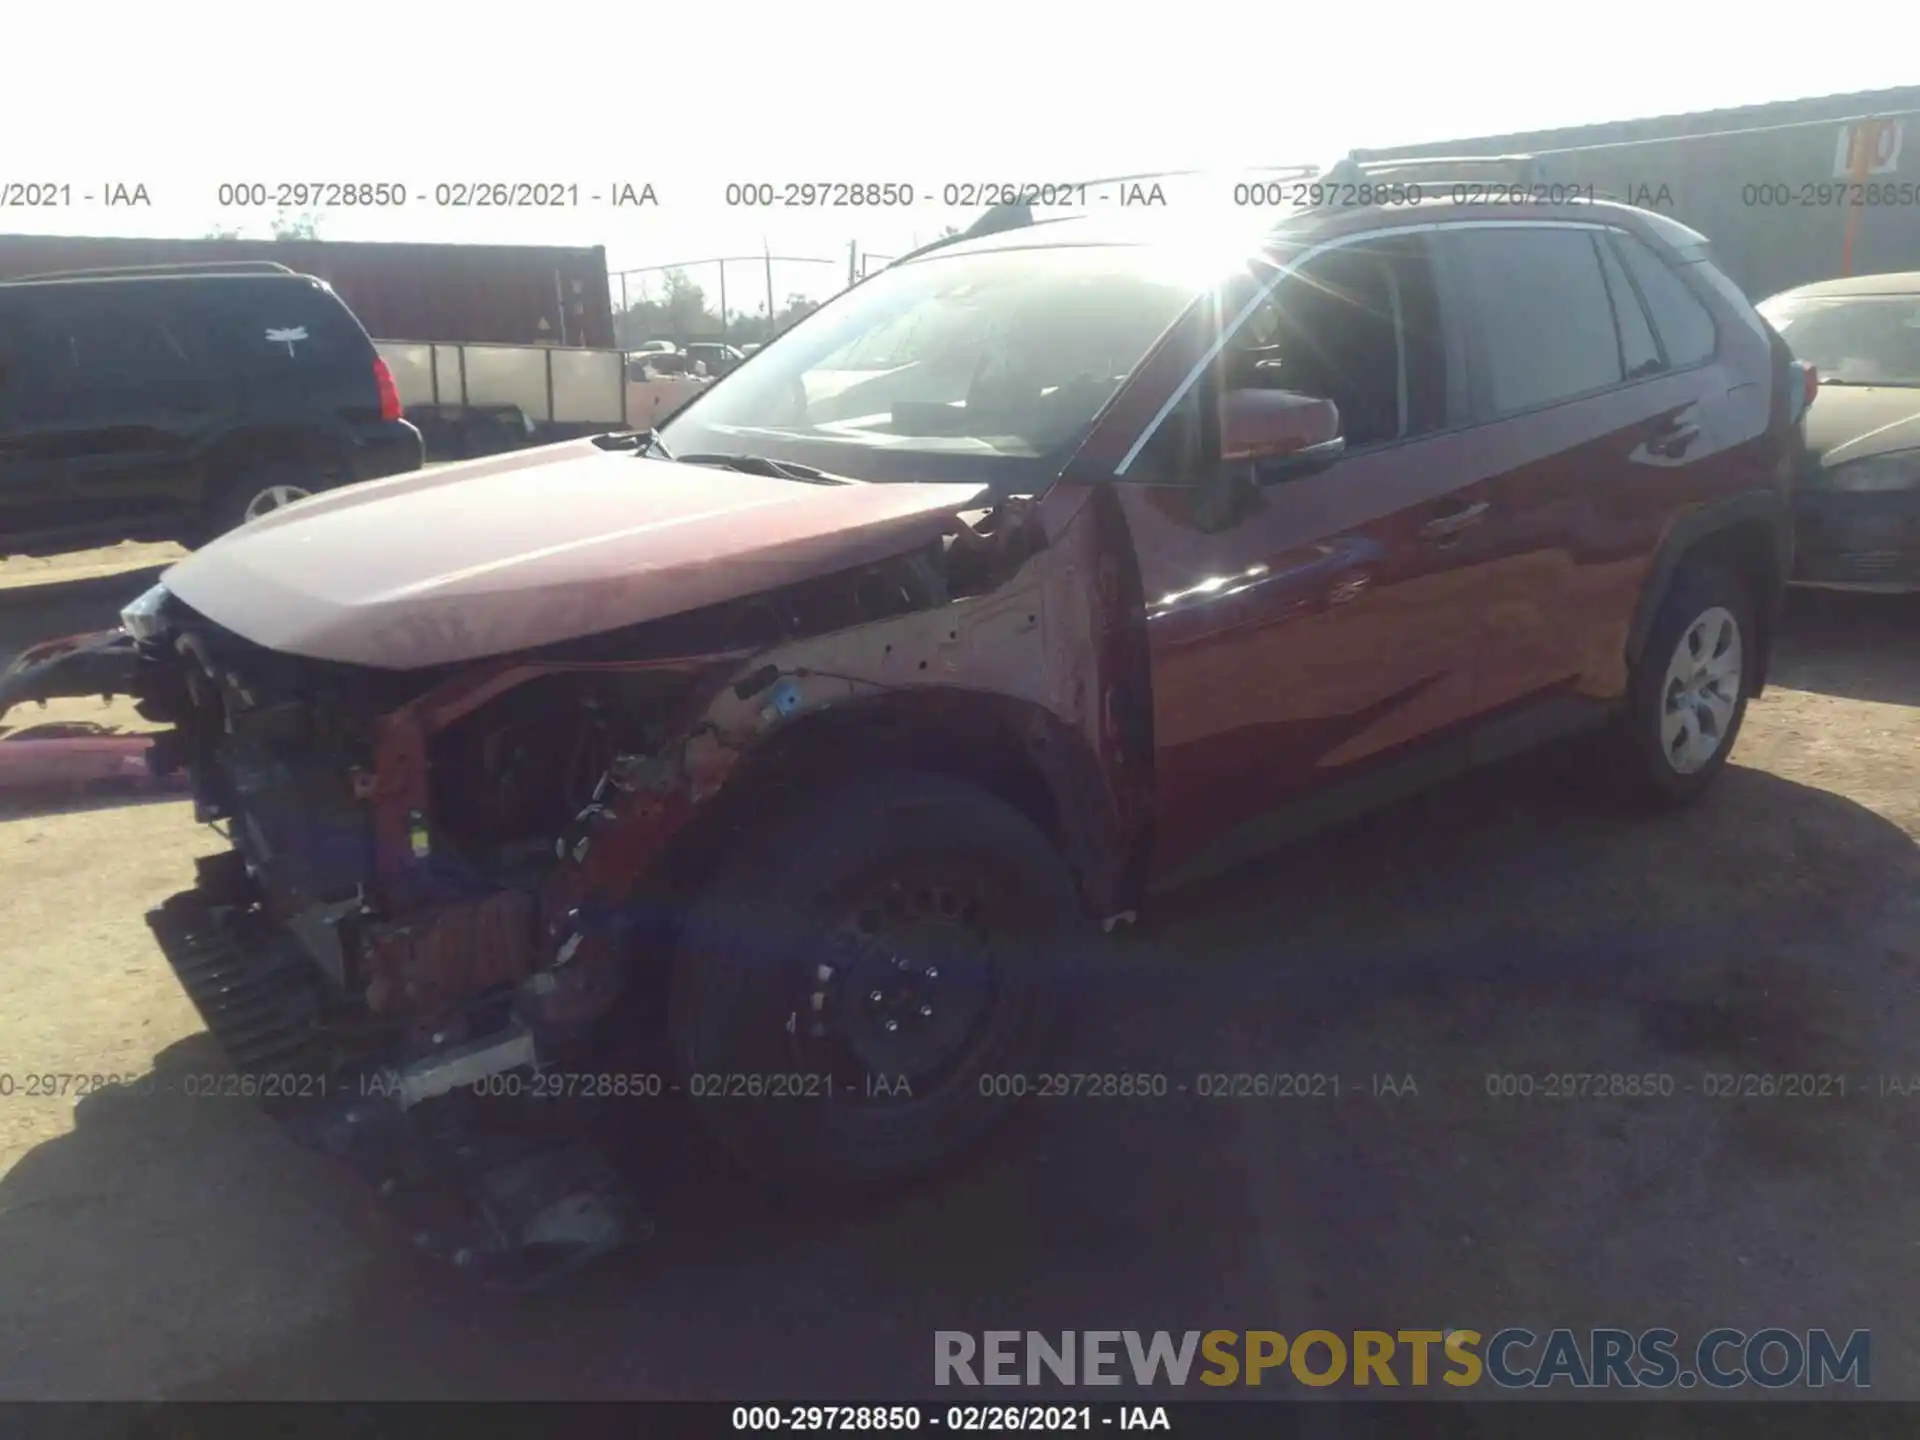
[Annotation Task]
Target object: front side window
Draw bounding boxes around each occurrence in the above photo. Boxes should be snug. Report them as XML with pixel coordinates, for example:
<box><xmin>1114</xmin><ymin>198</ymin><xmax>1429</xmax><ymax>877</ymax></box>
<box><xmin>1450</xmin><ymin>227</ymin><xmax>1623</xmax><ymax>416</ymax></box>
<box><xmin>1221</xmin><ymin>235</ymin><xmax>1448</xmax><ymax>449</ymax></box>
<box><xmin>1757</xmin><ymin>292</ymin><xmax>1920</xmax><ymax>387</ymax></box>
<box><xmin>658</xmin><ymin>242</ymin><xmax>1201</xmax><ymax>491</ymax></box>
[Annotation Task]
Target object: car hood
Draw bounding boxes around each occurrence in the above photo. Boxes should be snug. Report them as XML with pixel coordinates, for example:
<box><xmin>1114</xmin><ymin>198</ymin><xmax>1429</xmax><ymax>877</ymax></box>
<box><xmin>1803</xmin><ymin>386</ymin><xmax>1920</xmax><ymax>469</ymax></box>
<box><xmin>160</xmin><ymin>439</ymin><xmax>990</xmax><ymax>669</ymax></box>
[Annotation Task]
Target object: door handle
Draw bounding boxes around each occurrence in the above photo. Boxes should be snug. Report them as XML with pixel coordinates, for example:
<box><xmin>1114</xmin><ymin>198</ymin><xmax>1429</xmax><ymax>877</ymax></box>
<box><xmin>1648</xmin><ymin>421</ymin><xmax>1701</xmax><ymax>458</ymax></box>
<box><xmin>1419</xmin><ymin>501</ymin><xmax>1489</xmax><ymax>541</ymax></box>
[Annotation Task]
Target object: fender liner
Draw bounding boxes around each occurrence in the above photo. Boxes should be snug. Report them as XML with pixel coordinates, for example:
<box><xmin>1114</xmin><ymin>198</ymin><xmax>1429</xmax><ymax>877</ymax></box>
<box><xmin>1624</xmin><ymin>489</ymin><xmax>1792</xmax><ymax>698</ymax></box>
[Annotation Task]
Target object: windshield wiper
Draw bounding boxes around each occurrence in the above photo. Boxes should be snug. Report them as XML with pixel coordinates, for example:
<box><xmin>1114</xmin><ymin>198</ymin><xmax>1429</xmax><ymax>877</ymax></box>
<box><xmin>675</xmin><ymin>453</ymin><xmax>861</xmax><ymax>485</ymax></box>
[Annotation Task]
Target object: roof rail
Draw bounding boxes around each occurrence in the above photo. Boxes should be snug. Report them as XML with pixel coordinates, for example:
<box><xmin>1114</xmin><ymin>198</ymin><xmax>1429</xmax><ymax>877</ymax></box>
<box><xmin>890</xmin><ymin>163</ymin><xmax>1327</xmax><ymax>268</ymax></box>
<box><xmin>8</xmin><ymin>260</ymin><xmax>299</xmax><ymax>281</ymax></box>
<box><xmin>1316</xmin><ymin>150</ymin><xmax>1629</xmax><ymax>205</ymax></box>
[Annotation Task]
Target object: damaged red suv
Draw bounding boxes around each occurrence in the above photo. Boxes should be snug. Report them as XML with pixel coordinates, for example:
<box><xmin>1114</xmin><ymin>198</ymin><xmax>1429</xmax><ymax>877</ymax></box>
<box><xmin>1</xmin><ymin>185</ymin><xmax>1803</xmax><ymax>1284</ymax></box>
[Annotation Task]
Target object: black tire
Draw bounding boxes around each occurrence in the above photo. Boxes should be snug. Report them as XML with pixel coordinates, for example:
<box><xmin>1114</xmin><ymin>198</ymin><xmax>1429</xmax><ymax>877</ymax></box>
<box><xmin>197</xmin><ymin>459</ymin><xmax>335</xmax><ymax>544</ymax></box>
<box><xmin>1602</xmin><ymin>558</ymin><xmax>1756</xmax><ymax>808</ymax></box>
<box><xmin>668</xmin><ymin>769</ymin><xmax>1083</xmax><ymax>1195</ymax></box>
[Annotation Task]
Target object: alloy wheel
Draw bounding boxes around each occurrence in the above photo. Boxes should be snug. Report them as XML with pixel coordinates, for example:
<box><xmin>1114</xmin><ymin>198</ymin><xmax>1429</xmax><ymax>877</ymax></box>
<box><xmin>1659</xmin><ymin>605</ymin><xmax>1743</xmax><ymax>774</ymax></box>
<box><xmin>243</xmin><ymin>484</ymin><xmax>311</xmax><ymax>522</ymax></box>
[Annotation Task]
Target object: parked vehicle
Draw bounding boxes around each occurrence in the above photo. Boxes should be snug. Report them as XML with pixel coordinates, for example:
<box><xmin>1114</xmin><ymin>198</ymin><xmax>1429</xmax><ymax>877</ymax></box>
<box><xmin>378</xmin><ymin>339</ymin><xmax>628</xmax><ymax>460</ymax></box>
<box><xmin>1760</xmin><ymin>271</ymin><xmax>1920</xmax><ymax>590</ymax></box>
<box><xmin>630</xmin><ymin>350</ymin><xmax>696</xmax><ymax>378</ymax></box>
<box><xmin>0</xmin><ymin>168</ymin><xmax>1802</xmax><ymax>1285</ymax></box>
<box><xmin>0</xmin><ymin>262</ymin><xmax>424</xmax><ymax>555</ymax></box>
<box><xmin>684</xmin><ymin>342</ymin><xmax>747</xmax><ymax>377</ymax></box>
<box><xmin>0</xmin><ymin>234</ymin><xmax>616</xmax><ymax>349</ymax></box>
<box><xmin>628</xmin><ymin>340</ymin><xmax>679</xmax><ymax>355</ymax></box>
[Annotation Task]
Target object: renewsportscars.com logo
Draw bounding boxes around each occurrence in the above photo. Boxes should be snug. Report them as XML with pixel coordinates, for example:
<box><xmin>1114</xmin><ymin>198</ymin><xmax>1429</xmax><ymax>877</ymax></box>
<box><xmin>934</xmin><ymin>1329</ymin><xmax>1871</xmax><ymax>1390</ymax></box>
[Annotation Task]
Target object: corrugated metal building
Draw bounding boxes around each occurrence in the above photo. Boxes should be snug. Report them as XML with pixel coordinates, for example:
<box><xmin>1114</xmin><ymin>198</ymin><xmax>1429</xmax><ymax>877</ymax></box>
<box><xmin>1363</xmin><ymin>86</ymin><xmax>1920</xmax><ymax>300</ymax></box>
<box><xmin>0</xmin><ymin>235</ymin><xmax>615</xmax><ymax>348</ymax></box>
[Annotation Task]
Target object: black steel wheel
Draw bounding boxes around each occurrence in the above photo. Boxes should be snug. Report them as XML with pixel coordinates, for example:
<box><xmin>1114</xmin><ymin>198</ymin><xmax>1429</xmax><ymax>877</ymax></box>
<box><xmin>668</xmin><ymin>769</ymin><xmax>1084</xmax><ymax>1194</ymax></box>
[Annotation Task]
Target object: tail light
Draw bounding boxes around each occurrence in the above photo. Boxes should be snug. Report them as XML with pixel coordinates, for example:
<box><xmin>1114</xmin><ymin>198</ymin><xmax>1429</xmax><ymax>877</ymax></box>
<box><xmin>373</xmin><ymin>356</ymin><xmax>404</xmax><ymax>423</ymax></box>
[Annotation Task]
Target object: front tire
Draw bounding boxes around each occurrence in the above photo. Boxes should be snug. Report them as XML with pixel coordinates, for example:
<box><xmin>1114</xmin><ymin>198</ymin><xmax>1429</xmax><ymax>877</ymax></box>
<box><xmin>1604</xmin><ymin>559</ymin><xmax>1755</xmax><ymax>808</ymax></box>
<box><xmin>668</xmin><ymin>769</ymin><xmax>1083</xmax><ymax>1196</ymax></box>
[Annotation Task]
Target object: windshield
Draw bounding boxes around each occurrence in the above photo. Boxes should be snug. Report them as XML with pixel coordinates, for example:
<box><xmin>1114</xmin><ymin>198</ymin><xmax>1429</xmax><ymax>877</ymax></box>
<box><xmin>1758</xmin><ymin>292</ymin><xmax>1920</xmax><ymax>387</ymax></box>
<box><xmin>658</xmin><ymin>243</ymin><xmax>1202</xmax><ymax>490</ymax></box>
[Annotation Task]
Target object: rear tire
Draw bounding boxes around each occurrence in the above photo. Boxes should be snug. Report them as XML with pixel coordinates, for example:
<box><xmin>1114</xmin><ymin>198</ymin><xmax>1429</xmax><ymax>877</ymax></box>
<box><xmin>1601</xmin><ymin>558</ymin><xmax>1755</xmax><ymax>808</ymax></box>
<box><xmin>197</xmin><ymin>459</ymin><xmax>335</xmax><ymax>543</ymax></box>
<box><xmin>667</xmin><ymin>769</ymin><xmax>1083</xmax><ymax>1197</ymax></box>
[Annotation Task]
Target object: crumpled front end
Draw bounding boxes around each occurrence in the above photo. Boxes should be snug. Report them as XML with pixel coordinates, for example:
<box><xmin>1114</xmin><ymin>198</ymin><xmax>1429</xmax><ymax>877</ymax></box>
<box><xmin>4</xmin><ymin>482</ymin><xmax>1152</xmax><ymax>1285</ymax></box>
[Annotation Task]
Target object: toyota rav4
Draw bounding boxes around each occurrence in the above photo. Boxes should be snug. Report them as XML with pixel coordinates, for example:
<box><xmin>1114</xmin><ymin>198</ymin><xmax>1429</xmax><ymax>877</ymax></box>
<box><xmin>0</xmin><ymin>181</ymin><xmax>1805</xmax><ymax>1285</ymax></box>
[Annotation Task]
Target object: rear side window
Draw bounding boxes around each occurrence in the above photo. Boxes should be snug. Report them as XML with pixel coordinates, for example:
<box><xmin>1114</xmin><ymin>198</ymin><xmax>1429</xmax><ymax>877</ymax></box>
<box><xmin>27</xmin><ymin>287</ymin><xmax>199</xmax><ymax>392</ymax></box>
<box><xmin>1611</xmin><ymin>233</ymin><xmax>1716</xmax><ymax>368</ymax></box>
<box><xmin>207</xmin><ymin>278</ymin><xmax>366</xmax><ymax>370</ymax></box>
<box><xmin>1451</xmin><ymin>227</ymin><xmax>1622</xmax><ymax>415</ymax></box>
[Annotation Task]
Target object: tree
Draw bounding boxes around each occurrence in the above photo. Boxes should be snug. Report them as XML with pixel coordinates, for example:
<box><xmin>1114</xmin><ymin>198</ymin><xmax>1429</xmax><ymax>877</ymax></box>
<box><xmin>659</xmin><ymin>267</ymin><xmax>711</xmax><ymax>339</ymax></box>
<box><xmin>614</xmin><ymin>270</ymin><xmax>832</xmax><ymax>351</ymax></box>
<box><xmin>202</xmin><ymin>226</ymin><xmax>245</xmax><ymax>240</ymax></box>
<box><xmin>271</xmin><ymin>207</ymin><xmax>323</xmax><ymax>240</ymax></box>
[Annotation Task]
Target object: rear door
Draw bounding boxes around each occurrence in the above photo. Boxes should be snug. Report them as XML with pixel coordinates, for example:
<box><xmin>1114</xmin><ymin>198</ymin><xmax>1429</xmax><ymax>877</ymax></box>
<box><xmin>1438</xmin><ymin>221</ymin><xmax>1729</xmax><ymax>741</ymax></box>
<box><xmin>8</xmin><ymin>281</ymin><xmax>235</xmax><ymax>534</ymax></box>
<box><xmin>1090</xmin><ymin>231</ymin><xmax>1507</xmax><ymax>881</ymax></box>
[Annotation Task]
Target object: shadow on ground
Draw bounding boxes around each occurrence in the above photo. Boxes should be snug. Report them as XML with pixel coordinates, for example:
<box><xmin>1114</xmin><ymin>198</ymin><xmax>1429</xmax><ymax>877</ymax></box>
<box><xmin>1773</xmin><ymin>589</ymin><xmax>1920</xmax><ymax>707</ymax></box>
<box><xmin>3</xmin><ymin>749</ymin><xmax>1917</xmax><ymax>1400</ymax></box>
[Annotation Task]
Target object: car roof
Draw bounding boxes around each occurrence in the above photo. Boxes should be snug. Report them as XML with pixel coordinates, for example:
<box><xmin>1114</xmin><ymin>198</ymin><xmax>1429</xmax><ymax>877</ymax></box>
<box><xmin>1764</xmin><ymin>271</ymin><xmax>1920</xmax><ymax>302</ymax></box>
<box><xmin>0</xmin><ymin>269</ymin><xmax>327</xmax><ymax>293</ymax></box>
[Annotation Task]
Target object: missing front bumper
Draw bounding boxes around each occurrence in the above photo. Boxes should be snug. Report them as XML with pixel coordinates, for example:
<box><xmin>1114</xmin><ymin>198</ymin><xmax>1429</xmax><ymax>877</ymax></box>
<box><xmin>145</xmin><ymin>888</ymin><xmax>642</xmax><ymax>1288</ymax></box>
<box><xmin>0</xmin><ymin>629</ymin><xmax>143</xmax><ymax>723</ymax></box>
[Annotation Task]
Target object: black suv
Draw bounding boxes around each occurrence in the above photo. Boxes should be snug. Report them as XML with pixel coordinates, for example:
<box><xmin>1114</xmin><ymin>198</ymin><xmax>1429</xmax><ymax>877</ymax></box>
<box><xmin>0</xmin><ymin>262</ymin><xmax>424</xmax><ymax>555</ymax></box>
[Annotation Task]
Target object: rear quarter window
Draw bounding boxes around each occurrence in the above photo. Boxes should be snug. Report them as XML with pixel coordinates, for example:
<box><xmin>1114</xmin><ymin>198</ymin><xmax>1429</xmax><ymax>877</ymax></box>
<box><xmin>1612</xmin><ymin>233</ymin><xmax>1717</xmax><ymax>368</ymax></box>
<box><xmin>206</xmin><ymin>278</ymin><xmax>368</xmax><ymax>370</ymax></box>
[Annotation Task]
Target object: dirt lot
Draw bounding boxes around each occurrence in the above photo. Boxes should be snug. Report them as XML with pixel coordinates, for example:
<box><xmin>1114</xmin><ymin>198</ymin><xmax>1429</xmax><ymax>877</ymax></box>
<box><xmin>0</xmin><ymin>586</ymin><xmax>1916</xmax><ymax>1400</ymax></box>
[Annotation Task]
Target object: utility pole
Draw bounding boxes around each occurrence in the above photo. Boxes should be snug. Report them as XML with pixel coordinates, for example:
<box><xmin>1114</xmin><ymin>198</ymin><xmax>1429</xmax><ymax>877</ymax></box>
<box><xmin>763</xmin><ymin>237</ymin><xmax>775</xmax><ymax>334</ymax></box>
<box><xmin>848</xmin><ymin>239</ymin><xmax>858</xmax><ymax>289</ymax></box>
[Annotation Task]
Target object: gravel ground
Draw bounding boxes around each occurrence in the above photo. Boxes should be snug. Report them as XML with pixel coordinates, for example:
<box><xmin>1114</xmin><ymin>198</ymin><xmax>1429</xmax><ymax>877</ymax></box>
<box><xmin>0</xmin><ymin>589</ymin><xmax>1915</xmax><ymax>1401</ymax></box>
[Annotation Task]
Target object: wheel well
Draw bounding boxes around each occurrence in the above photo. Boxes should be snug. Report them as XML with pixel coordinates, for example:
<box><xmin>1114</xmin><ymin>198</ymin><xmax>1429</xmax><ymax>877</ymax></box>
<box><xmin>200</xmin><ymin>428</ymin><xmax>345</xmax><ymax>502</ymax></box>
<box><xmin>651</xmin><ymin>697</ymin><xmax>1099</xmax><ymax>922</ymax></box>
<box><xmin>1677</xmin><ymin>519</ymin><xmax>1781</xmax><ymax>694</ymax></box>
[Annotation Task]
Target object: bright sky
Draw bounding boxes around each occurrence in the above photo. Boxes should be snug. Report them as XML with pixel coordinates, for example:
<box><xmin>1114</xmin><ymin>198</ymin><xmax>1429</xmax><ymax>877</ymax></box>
<box><xmin>5</xmin><ymin>2</ymin><xmax>1918</xmax><ymax>310</ymax></box>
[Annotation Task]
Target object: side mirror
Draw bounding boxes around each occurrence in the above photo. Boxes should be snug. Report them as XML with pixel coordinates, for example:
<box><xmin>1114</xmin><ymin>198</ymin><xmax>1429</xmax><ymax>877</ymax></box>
<box><xmin>1220</xmin><ymin>389</ymin><xmax>1345</xmax><ymax>479</ymax></box>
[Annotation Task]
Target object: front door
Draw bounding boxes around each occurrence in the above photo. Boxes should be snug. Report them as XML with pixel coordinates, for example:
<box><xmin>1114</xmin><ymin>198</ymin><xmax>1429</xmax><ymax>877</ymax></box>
<box><xmin>1081</xmin><ymin>232</ymin><xmax>1505</xmax><ymax>883</ymax></box>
